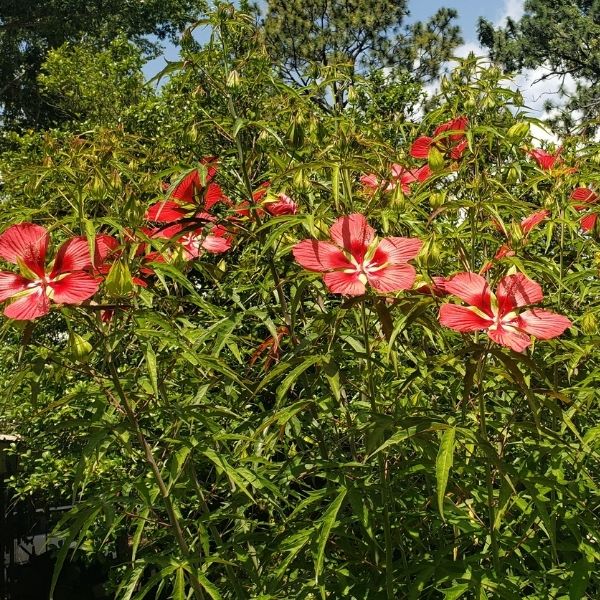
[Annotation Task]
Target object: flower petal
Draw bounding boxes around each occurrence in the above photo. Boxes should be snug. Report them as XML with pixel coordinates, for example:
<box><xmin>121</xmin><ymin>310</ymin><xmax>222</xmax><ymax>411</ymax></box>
<box><xmin>488</xmin><ymin>325</ymin><xmax>531</xmax><ymax>352</ymax></box>
<box><xmin>520</xmin><ymin>209</ymin><xmax>549</xmax><ymax>234</ymax></box>
<box><xmin>517</xmin><ymin>309</ymin><xmax>571</xmax><ymax>340</ymax></box>
<box><xmin>439</xmin><ymin>304</ymin><xmax>492</xmax><ymax>332</ymax></box>
<box><xmin>529</xmin><ymin>148</ymin><xmax>559</xmax><ymax>170</ymax></box>
<box><xmin>414</xmin><ymin>164</ymin><xmax>432</xmax><ymax>182</ymax></box>
<box><xmin>49</xmin><ymin>272</ymin><xmax>100</xmax><ymax>304</ymax></box>
<box><xmin>322</xmin><ymin>271</ymin><xmax>365</xmax><ymax>296</ymax></box>
<box><xmin>571</xmin><ymin>187</ymin><xmax>598</xmax><ymax>206</ymax></box>
<box><xmin>443</xmin><ymin>272</ymin><xmax>492</xmax><ymax>314</ymax></box>
<box><xmin>367</xmin><ymin>264</ymin><xmax>416</xmax><ymax>292</ymax></box>
<box><xmin>371</xmin><ymin>237</ymin><xmax>422</xmax><ymax>265</ymax></box>
<box><xmin>329</xmin><ymin>214</ymin><xmax>375</xmax><ymax>263</ymax></box>
<box><xmin>410</xmin><ymin>136</ymin><xmax>433</xmax><ymax>159</ymax></box>
<box><xmin>360</xmin><ymin>174</ymin><xmax>380</xmax><ymax>190</ymax></box>
<box><xmin>580</xmin><ymin>213</ymin><xmax>597</xmax><ymax>232</ymax></box>
<box><xmin>0</xmin><ymin>272</ymin><xmax>34</xmax><ymax>302</ymax></box>
<box><xmin>204</xmin><ymin>183</ymin><xmax>232</xmax><ymax>211</ymax></box>
<box><xmin>264</xmin><ymin>193</ymin><xmax>298</xmax><ymax>216</ymax></box>
<box><xmin>202</xmin><ymin>235</ymin><xmax>232</xmax><ymax>254</ymax></box>
<box><xmin>434</xmin><ymin>116</ymin><xmax>468</xmax><ymax>140</ymax></box>
<box><xmin>51</xmin><ymin>236</ymin><xmax>92</xmax><ymax>276</ymax></box>
<box><xmin>292</xmin><ymin>240</ymin><xmax>353</xmax><ymax>272</ymax></box>
<box><xmin>171</xmin><ymin>169</ymin><xmax>201</xmax><ymax>203</ymax></box>
<box><xmin>94</xmin><ymin>235</ymin><xmax>119</xmax><ymax>266</ymax></box>
<box><xmin>0</xmin><ymin>223</ymin><xmax>48</xmax><ymax>276</ymax></box>
<box><xmin>450</xmin><ymin>138</ymin><xmax>468</xmax><ymax>160</ymax></box>
<box><xmin>146</xmin><ymin>200</ymin><xmax>190</xmax><ymax>223</ymax></box>
<box><xmin>4</xmin><ymin>288</ymin><xmax>50</xmax><ymax>320</ymax></box>
<box><xmin>496</xmin><ymin>273</ymin><xmax>543</xmax><ymax>314</ymax></box>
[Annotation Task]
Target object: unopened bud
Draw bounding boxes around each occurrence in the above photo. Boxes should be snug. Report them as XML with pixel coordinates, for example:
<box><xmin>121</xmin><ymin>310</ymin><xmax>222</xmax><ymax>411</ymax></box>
<box><xmin>581</xmin><ymin>312</ymin><xmax>597</xmax><ymax>335</ymax></box>
<box><xmin>507</xmin><ymin>123</ymin><xmax>530</xmax><ymax>142</ymax></box>
<box><xmin>506</xmin><ymin>164</ymin><xmax>521</xmax><ymax>184</ymax></box>
<box><xmin>428</xmin><ymin>146</ymin><xmax>445</xmax><ymax>172</ymax></box>
<box><xmin>226</xmin><ymin>69</ymin><xmax>240</xmax><ymax>88</ymax></box>
<box><xmin>68</xmin><ymin>333</ymin><xmax>93</xmax><ymax>361</ymax></box>
<box><xmin>429</xmin><ymin>191</ymin><xmax>446</xmax><ymax>210</ymax></box>
<box><xmin>105</xmin><ymin>261</ymin><xmax>134</xmax><ymax>296</ymax></box>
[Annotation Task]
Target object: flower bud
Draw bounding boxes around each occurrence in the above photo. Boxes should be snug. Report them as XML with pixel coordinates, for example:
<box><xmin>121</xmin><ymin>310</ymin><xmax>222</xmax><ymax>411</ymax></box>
<box><xmin>428</xmin><ymin>146</ymin><xmax>445</xmax><ymax>172</ymax></box>
<box><xmin>506</xmin><ymin>164</ymin><xmax>521</xmax><ymax>184</ymax></box>
<box><xmin>347</xmin><ymin>85</ymin><xmax>357</xmax><ymax>104</ymax></box>
<box><xmin>68</xmin><ymin>333</ymin><xmax>93</xmax><ymax>361</ymax></box>
<box><xmin>226</xmin><ymin>69</ymin><xmax>240</xmax><ymax>88</ymax></box>
<box><xmin>429</xmin><ymin>191</ymin><xmax>446</xmax><ymax>210</ymax></box>
<box><xmin>581</xmin><ymin>312</ymin><xmax>597</xmax><ymax>335</ymax></box>
<box><xmin>506</xmin><ymin>123</ymin><xmax>530</xmax><ymax>142</ymax></box>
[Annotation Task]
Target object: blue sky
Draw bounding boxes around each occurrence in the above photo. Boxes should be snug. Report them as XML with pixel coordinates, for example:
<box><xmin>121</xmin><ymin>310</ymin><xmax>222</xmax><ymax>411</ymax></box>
<box><xmin>143</xmin><ymin>0</ymin><xmax>524</xmax><ymax>80</ymax></box>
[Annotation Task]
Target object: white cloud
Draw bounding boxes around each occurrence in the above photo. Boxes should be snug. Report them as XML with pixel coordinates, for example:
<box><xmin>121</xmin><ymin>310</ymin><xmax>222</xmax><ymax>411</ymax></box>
<box><xmin>496</xmin><ymin>0</ymin><xmax>525</xmax><ymax>25</ymax></box>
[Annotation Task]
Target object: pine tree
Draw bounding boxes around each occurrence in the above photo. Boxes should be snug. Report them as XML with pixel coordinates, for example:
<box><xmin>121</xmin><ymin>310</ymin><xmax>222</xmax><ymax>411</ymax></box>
<box><xmin>478</xmin><ymin>0</ymin><xmax>600</xmax><ymax>135</ymax></box>
<box><xmin>262</xmin><ymin>0</ymin><xmax>462</xmax><ymax>110</ymax></box>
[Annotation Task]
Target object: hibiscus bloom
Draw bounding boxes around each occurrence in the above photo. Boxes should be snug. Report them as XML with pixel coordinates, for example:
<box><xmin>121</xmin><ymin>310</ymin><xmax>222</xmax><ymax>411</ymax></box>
<box><xmin>361</xmin><ymin>164</ymin><xmax>431</xmax><ymax>194</ymax></box>
<box><xmin>0</xmin><ymin>223</ymin><xmax>101</xmax><ymax>320</ymax></box>
<box><xmin>439</xmin><ymin>272</ymin><xmax>571</xmax><ymax>352</ymax></box>
<box><xmin>571</xmin><ymin>187</ymin><xmax>598</xmax><ymax>231</ymax></box>
<box><xmin>232</xmin><ymin>184</ymin><xmax>298</xmax><ymax>219</ymax></box>
<box><xmin>528</xmin><ymin>148</ymin><xmax>561</xmax><ymax>170</ymax></box>
<box><xmin>263</xmin><ymin>193</ymin><xmax>298</xmax><ymax>216</ymax></box>
<box><xmin>482</xmin><ymin>210</ymin><xmax>550</xmax><ymax>274</ymax></box>
<box><xmin>153</xmin><ymin>222</ymin><xmax>231</xmax><ymax>261</ymax></box>
<box><xmin>292</xmin><ymin>213</ymin><xmax>422</xmax><ymax>296</ymax></box>
<box><xmin>146</xmin><ymin>158</ymin><xmax>231</xmax><ymax>223</ymax></box>
<box><xmin>410</xmin><ymin>116</ymin><xmax>469</xmax><ymax>161</ymax></box>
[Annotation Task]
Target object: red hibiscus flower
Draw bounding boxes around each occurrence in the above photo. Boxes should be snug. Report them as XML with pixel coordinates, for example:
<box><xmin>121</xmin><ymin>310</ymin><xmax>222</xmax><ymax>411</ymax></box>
<box><xmin>154</xmin><ymin>222</ymin><xmax>231</xmax><ymax>261</ymax></box>
<box><xmin>439</xmin><ymin>272</ymin><xmax>571</xmax><ymax>352</ymax></box>
<box><xmin>571</xmin><ymin>187</ymin><xmax>598</xmax><ymax>231</ymax></box>
<box><xmin>0</xmin><ymin>223</ymin><xmax>101</xmax><ymax>320</ymax></box>
<box><xmin>482</xmin><ymin>210</ymin><xmax>550</xmax><ymax>274</ymax></box>
<box><xmin>292</xmin><ymin>213</ymin><xmax>422</xmax><ymax>296</ymax></box>
<box><xmin>361</xmin><ymin>164</ymin><xmax>431</xmax><ymax>195</ymax></box>
<box><xmin>263</xmin><ymin>193</ymin><xmax>298</xmax><ymax>216</ymax></box>
<box><xmin>232</xmin><ymin>184</ymin><xmax>298</xmax><ymax>219</ymax></box>
<box><xmin>146</xmin><ymin>158</ymin><xmax>231</xmax><ymax>223</ymax></box>
<box><xmin>528</xmin><ymin>148</ymin><xmax>561</xmax><ymax>170</ymax></box>
<box><xmin>410</xmin><ymin>116</ymin><xmax>469</xmax><ymax>160</ymax></box>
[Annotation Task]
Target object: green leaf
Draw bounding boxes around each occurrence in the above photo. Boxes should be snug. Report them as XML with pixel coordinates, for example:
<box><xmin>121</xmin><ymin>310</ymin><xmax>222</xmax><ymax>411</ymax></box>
<box><xmin>145</xmin><ymin>343</ymin><xmax>158</xmax><ymax>397</ymax></box>
<box><xmin>436</xmin><ymin>426</ymin><xmax>456</xmax><ymax>520</ymax></box>
<box><xmin>315</xmin><ymin>486</ymin><xmax>347</xmax><ymax>584</ymax></box>
<box><xmin>105</xmin><ymin>260</ymin><xmax>134</xmax><ymax>296</ymax></box>
<box><xmin>569</xmin><ymin>558</ymin><xmax>593</xmax><ymax>600</ymax></box>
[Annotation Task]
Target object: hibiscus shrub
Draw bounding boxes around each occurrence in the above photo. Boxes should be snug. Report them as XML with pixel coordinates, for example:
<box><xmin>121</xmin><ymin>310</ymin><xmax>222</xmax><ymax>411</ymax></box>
<box><xmin>1</xmin><ymin>10</ymin><xmax>600</xmax><ymax>600</ymax></box>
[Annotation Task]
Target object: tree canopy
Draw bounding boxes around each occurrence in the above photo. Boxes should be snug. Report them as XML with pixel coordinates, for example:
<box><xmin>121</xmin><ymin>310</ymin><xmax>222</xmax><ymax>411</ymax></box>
<box><xmin>0</xmin><ymin>0</ymin><xmax>206</xmax><ymax>130</ymax></box>
<box><xmin>478</xmin><ymin>0</ymin><xmax>600</xmax><ymax>134</ymax></box>
<box><xmin>263</xmin><ymin>0</ymin><xmax>462</xmax><ymax>109</ymax></box>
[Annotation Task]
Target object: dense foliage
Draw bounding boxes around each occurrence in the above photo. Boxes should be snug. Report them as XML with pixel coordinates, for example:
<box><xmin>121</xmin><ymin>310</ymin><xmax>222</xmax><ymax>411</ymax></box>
<box><xmin>1</xmin><ymin>4</ymin><xmax>600</xmax><ymax>600</ymax></box>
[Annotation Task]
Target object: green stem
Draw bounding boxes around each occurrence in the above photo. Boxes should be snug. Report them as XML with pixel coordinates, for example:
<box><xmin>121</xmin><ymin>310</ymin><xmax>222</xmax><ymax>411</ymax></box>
<box><xmin>106</xmin><ymin>357</ymin><xmax>206</xmax><ymax>600</ymax></box>
<box><xmin>361</xmin><ymin>300</ymin><xmax>394</xmax><ymax>598</ymax></box>
<box><xmin>476</xmin><ymin>349</ymin><xmax>500</xmax><ymax>576</ymax></box>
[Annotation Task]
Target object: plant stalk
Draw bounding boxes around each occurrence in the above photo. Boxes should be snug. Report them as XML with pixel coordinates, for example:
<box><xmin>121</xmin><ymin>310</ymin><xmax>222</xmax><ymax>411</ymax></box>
<box><xmin>361</xmin><ymin>300</ymin><xmax>394</xmax><ymax>599</ymax></box>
